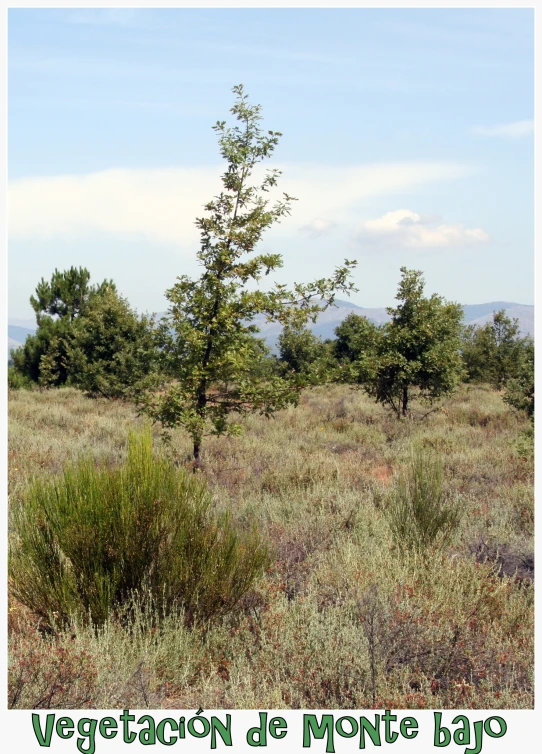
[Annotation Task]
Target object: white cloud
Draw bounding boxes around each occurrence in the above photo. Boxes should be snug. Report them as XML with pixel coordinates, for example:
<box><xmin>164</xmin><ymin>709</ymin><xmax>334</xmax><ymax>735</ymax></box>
<box><xmin>8</xmin><ymin>167</ymin><xmax>221</xmax><ymax>248</ymax></box>
<box><xmin>280</xmin><ymin>162</ymin><xmax>473</xmax><ymax>228</ymax></box>
<box><xmin>354</xmin><ymin>209</ymin><xmax>491</xmax><ymax>249</ymax></box>
<box><xmin>299</xmin><ymin>218</ymin><xmax>337</xmax><ymax>237</ymax></box>
<box><xmin>472</xmin><ymin>120</ymin><xmax>533</xmax><ymax>137</ymax></box>
<box><xmin>8</xmin><ymin>162</ymin><xmax>475</xmax><ymax>248</ymax></box>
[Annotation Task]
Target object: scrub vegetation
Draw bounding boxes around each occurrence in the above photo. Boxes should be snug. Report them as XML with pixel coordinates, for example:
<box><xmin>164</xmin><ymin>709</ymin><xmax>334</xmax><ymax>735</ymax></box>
<box><xmin>8</xmin><ymin>383</ymin><xmax>533</xmax><ymax>710</ymax></box>
<box><xmin>7</xmin><ymin>85</ymin><xmax>533</xmax><ymax>711</ymax></box>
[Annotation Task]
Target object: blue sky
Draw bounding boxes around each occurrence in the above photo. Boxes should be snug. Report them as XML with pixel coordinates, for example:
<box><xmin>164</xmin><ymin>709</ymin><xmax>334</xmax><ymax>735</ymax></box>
<box><xmin>8</xmin><ymin>7</ymin><xmax>534</xmax><ymax>321</ymax></box>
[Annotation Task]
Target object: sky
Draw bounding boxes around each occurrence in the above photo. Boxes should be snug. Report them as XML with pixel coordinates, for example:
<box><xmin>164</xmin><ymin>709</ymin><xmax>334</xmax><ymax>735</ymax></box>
<box><xmin>7</xmin><ymin>7</ymin><xmax>534</xmax><ymax>322</ymax></box>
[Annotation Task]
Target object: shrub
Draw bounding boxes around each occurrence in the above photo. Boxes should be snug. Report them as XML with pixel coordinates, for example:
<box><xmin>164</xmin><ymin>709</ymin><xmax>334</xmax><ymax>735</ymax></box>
<box><xmin>9</xmin><ymin>429</ymin><xmax>269</xmax><ymax>628</ymax></box>
<box><xmin>503</xmin><ymin>339</ymin><xmax>534</xmax><ymax>420</ymax></box>
<box><xmin>9</xmin><ymin>620</ymin><xmax>98</xmax><ymax>709</ymax></box>
<box><xmin>515</xmin><ymin>426</ymin><xmax>534</xmax><ymax>460</ymax></box>
<box><xmin>385</xmin><ymin>449</ymin><xmax>462</xmax><ymax>553</ymax></box>
<box><xmin>8</xmin><ymin>366</ymin><xmax>33</xmax><ymax>390</ymax></box>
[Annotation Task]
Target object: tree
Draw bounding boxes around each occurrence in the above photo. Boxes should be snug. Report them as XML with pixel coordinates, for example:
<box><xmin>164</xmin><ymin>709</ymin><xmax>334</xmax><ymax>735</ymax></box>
<box><xmin>67</xmin><ymin>286</ymin><xmax>158</xmax><ymax>399</ymax></box>
<box><xmin>334</xmin><ymin>313</ymin><xmax>380</xmax><ymax>363</ymax></box>
<box><xmin>503</xmin><ymin>338</ymin><xmax>534</xmax><ymax>420</ymax></box>
<box><xmin>333</xmin><ymin>313</ymin><xmax>382</xmax><ymax>388</ymax></box>
<box><xmin>461</xmin><ymin>310</ymin><xmax>530</xmax><ymax>389</ymax></box>
<box><xmin>333</xmin><ymin>313</ymin><xmax>382</xmax><ymax>389</ymax></box>
<box><xmin>459</xmin><ymin>323</ymin><xmax>489</xmax><ymax>384</ymax></box>
<box><xmin>11</xmin><ymin>267</ymin><xmax>115</xmax><ymax>387</ymax></box>
<box><xmin>30</xmin><ymin>266</ymin><xmax>111</xmax><ymax>323</ymax></box>
<box><xmin>277</xmin><ymin>324</ymin><xmax>332</xmax><ymax>378</ymax></box>
<box><xmin>11</xmin><ymin>316</ymin><xmax>73</xmax><ymax>386</ymax></box>
<box><xmin>352</xmin><ymin>268</ymin><xmax>464</xmax><ymax>418</ymax></box>
<box><xmin>141</xmin><ymin>85</ymin><xmax>356</xmax><ymax>465</ymax></box>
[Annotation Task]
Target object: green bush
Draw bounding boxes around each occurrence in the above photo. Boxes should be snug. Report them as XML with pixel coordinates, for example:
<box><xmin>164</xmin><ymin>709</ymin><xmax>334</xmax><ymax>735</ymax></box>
<box><xmin>514</xmin><ymin>426</ymin><xmax>534</xmax><ymax>460</ymax></box>
<box><xmin>67</xmin><ymin>286</ymin><xmax>159</xmax><ymax>399</ymax></box>
<box><xmin>385</xmin><ymin>449</ymin><xmax>462</xmax><ymax>553</ymax></box>
<box><xmin>8</xmin><ymin>366</ymin><xmax>33</xmax><ymax>390</ymax></box>
<box><xmin>9</xmin><ymin>430</ymin><xmax>269</xmax><ymax>628</ymax></box>
<box><xmin>503</xmin><ymin>340</ymin><xmax>534</xmax><ymax>421</ymax></box>
<box><xmin>461</xmin><ymin>310</ymin><xmax>531</xmax><ymax>389</ymax></box>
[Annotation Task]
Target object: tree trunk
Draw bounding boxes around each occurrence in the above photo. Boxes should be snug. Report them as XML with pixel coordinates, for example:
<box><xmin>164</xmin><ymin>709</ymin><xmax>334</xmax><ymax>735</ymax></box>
<box><xmin>192</xmin><ymin>385</ymin><xmax>208</xmax><ymax>469</ymax></box>
<box><xmin>401</xmin><ymin>384</ymin><xmax>409</xmax><ymax>417</ymax></box>
<box><xmin>193</xmin><ymin>436</ymin><xmax>202</xmax><ymax>470</ymax></box>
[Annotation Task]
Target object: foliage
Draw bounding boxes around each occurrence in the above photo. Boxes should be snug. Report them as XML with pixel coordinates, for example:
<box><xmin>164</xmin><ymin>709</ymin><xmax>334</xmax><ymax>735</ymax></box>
<box><xmin>277</xmin><ymin>324</ymin><xmax>335</xmax><ymax>381</ymax></box>
<box><xmin>11</xmin><ymin>268</ymin><xmax>157</xmax><ymax>396</ymax></box>
<box><xmin>11</xmin><ymin>267</ymin><xmax>115</xmax><ymax>387</ymax></box>
<box><xmin>8</xmin><ymin>384</ymin><xmax>534</xmax><ymax>709</ymax></box>
<box><xmin>514</xmin><ymin>426</ymin><xmax>534</xmax><ymax>459</ymax></box>
<box><xmin>350</xmin><ymin>268</ymin><xmax>464</xmax><ymax>417</ymax></box>
<box><xmin>334</xmin><ymin>312</ymin><xmax>381</xmax><ymax>363</ymax></box>
<box><xmin>11</xmin><ymin>316</ymin><xmax>74</xmax><ymax>386</ymax></box>
<box><xmin>385</xmin><ymin>449</ymin><xmax>462</xmax><ymax>553</ymax></box>
<box><xmin>461</xmin><ymin>310</ymin><xmax>531</xmax><ymax>389</ymax></box>
<box><xmin>141</xmin><ymin>85</ymin><xmax>356</xmax><ymax>464</ymax></box>
<box><xmin>503</xmin><ymin>338</ymin><xmax>534</xmax><ymax>420</ymax></box>
<box><xmin>8</xmin><ymin>366</ymin><xmax>33</xmax><ymax>390</ymax></box>
<box><xmin>9</xmin><ymin>620</ymin><xmax>98</xmax><ymax>709</ymax></box>
<box><xmin>30</xmin><ymin>266</ymin><xmax>113</xmax><ymax>323</ymax></box>
<box><xmin>67</xmin><ymin>286</ymin><xmax>158</xmax><ymax>399</ymax></box>
<box><xmin>333</xmin><ymin>313</ymin><xmax>382</xmax><ymax>387</ymax></box>
<box><xmin>9</xmin><ymin>429</ymin><xmax>269</xmax><ymax>629</ymax></box>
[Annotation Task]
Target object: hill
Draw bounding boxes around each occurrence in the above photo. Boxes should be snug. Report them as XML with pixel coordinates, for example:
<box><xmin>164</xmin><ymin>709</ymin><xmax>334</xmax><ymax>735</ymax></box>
<box><xmin>252</xmin><ymin>299</ymin><xmax>534</xmax><ymax>348</ymax></box>
<box><xmin>8</xmin><ymin>325</ymin><xmax>36</xmax><ymax>363</ymax></box>
<box><xmin>462</xmin><ymin>303</ymin><xmax>534</xmax><ymax>336</ymax></box>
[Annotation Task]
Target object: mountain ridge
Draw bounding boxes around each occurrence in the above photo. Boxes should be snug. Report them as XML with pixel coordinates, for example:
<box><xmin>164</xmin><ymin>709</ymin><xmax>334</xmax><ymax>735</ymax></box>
<box><xmin>8</xmin><ymin>300</ymin><xmax>534</xmax><ymax>360</ymax></box>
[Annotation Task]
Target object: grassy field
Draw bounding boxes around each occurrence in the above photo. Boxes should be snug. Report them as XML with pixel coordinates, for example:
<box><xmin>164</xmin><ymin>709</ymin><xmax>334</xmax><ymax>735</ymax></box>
<box><xmin>8</xmin><ymin>383</ymin><xmax>534</xmax><ymax>709</ymax></box>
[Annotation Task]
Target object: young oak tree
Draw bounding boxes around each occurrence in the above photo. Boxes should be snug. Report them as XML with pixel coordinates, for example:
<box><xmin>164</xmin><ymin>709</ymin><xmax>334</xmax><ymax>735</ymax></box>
<box><xmin>334</xmin><ymin>312</ymin><xmax>381</xmax><ymax>363</ymax></box>
<box><xmin>142</xmin><ymin>85</ymin><xmax>356</xmax><ymax>465</ymax></box>
<box><xmin>277</xmin><ymin>323</ymin><xmax>335</xmax><ymax>381</ymax></box>
<box><xmin>349</xmin><ymin>268</ymin><xmax>464</xmax><ymax>418</ymax></box>
<box><xmin>460</xmin><ymin>309</ymin><xmax>531</xmax><ymax>389</ymax></box>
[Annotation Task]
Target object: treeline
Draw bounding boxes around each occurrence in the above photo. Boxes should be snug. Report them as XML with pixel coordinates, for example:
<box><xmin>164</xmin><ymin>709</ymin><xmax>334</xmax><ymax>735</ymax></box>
<box><xmin>10</xmin><ymin>264</ymin><xmax>533</xmax><ymax>424</ymax></box>
<box><xmin>277</xmin><ymin>287</ymin><xmax>534</xmax><ymax>422</ymax></box>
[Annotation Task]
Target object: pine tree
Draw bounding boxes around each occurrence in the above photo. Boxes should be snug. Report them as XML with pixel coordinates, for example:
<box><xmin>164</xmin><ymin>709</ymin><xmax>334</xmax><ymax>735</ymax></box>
<box><xmin>11</xmin><ymin>267</ymin><xmax>114</xmax><ymax>386</ymax></box>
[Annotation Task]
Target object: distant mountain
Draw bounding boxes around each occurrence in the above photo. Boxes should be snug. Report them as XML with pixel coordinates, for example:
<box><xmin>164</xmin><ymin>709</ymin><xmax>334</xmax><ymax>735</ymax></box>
<box><xmin>8</xmin><ymin>337</ymin><xmax>22</xmax><ymax>361</ymax></box>
<box><xmin>9</xmin><ymin>325</ymin><xmax>36</xmax><ymax>342</ymax></box>
<box><xmin>251</xmin><ymin>299</ymin><xmax>534</xmax><ymax>348</ymax></box>
<box><xmin>8</xmin><ymin>300</ymin><xmax>533</xmax><ymax>362</ymax></box>
<box><xmin>461</xmin><ymin>303</ymin><xmax>533</xmax><ymax>338</ymax></box>
<box><xmin>7</xmin><ymin>325</ymin><xmax>36</xmax><ymax>363</ymax></box>
<box><xmin>9</xmin><ymin>318</ymin><xmax>37</xmax><ymax>330</ymax></box>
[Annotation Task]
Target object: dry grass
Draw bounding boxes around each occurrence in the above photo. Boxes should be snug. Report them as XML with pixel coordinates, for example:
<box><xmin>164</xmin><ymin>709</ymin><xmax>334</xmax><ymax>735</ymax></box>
<box><xmin>8</xmin><ymin>383</ymin><xmax>534</xmax><ymax>709</ymax></box>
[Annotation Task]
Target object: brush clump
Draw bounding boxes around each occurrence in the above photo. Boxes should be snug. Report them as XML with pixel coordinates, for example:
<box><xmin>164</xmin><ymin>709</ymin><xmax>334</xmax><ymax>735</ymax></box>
<box><xmin>9</xmin><ymin>428</ymin><xmax>268</xmax><ymax>629</ymax></box>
